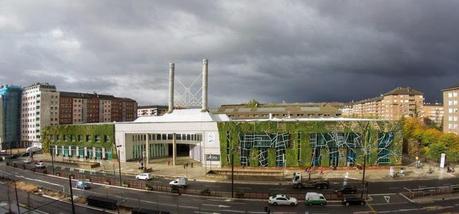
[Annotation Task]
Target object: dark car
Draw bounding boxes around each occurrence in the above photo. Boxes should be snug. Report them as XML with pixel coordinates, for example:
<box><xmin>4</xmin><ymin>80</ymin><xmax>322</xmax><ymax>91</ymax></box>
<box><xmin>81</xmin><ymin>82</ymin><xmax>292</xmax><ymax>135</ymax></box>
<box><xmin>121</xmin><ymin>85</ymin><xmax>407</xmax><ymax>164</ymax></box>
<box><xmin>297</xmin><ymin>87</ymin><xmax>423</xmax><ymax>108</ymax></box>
<box><xmin>336</xmin><ymin>185</ymin><xmax>358</xmax><ymax>194</ymax></box>
<box><xmin>342</xmin><ymin>195</ymin><xmax>365</xmax><ymax>206</ymax></box>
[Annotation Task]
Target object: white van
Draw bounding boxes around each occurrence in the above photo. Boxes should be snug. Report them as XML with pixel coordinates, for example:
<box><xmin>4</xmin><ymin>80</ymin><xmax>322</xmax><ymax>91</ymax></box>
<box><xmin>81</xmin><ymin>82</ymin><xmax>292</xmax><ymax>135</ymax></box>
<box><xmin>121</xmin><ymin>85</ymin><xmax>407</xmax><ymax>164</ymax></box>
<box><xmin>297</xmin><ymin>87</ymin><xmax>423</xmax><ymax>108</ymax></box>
<box><xmin>305</xmin><ymin>192</ymin><xmax>327</xmax><ymax>206</ymax></box>
<box><xmin>26</xmin><ymin>146</ymin><xmax>41</xmax><ymax>153</ymax></box>
<box><xmin>169</xmin><ymin>176</ymin><xmax>188</xmax><ymax>188</ymax></box>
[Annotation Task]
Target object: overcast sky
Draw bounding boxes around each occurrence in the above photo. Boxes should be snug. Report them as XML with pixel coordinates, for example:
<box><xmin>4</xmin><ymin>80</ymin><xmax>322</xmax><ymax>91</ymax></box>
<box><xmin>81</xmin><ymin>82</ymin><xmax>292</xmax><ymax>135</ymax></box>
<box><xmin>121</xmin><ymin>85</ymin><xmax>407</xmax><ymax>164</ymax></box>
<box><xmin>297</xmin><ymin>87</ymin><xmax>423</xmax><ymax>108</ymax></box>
<box><xmin>1</xmin><ymin>0</ymin><xmax>459</xmax><ymax>106</ymax></box>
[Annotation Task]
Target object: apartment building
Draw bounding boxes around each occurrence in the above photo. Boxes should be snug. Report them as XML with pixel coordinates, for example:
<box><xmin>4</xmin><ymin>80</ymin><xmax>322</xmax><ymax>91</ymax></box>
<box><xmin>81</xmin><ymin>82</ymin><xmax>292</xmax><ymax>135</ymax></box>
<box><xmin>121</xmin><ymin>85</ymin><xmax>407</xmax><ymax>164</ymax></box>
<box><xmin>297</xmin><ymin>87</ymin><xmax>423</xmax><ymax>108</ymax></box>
<box><xmin>137</xmin><ymin>105</ymin><xmax>168</xmax><ymax>117</ymax></box>
<box><xmin>443</xmin><ymin>86</ymin><xmax>459</xmax><ymax>134</ymax></box>
<box><xmin>218</xmin><ymin>102</ymin><xmax>343</xmax><ymax>119</ymax></box>
<box><xmin>21</xmin><ymin>83</ymin><xmax>59</xmax><ymax>147</ymax></box>
<box><xmin>59</xmin><ymin>92</ymin><xmax>137</xmax><ymax>124</ymax></box>
<box><xmin>0</xmin><ymin>85</ymin><xmax>22</xmax><ymax>149</ymax></box>
<box><xmin>423</xmin><ymin>103</ymin><xmax>444</xmax><ymax>126</ymax></box>
<box><xmin>345</xmin><ymin>87</ymin><xmax>424</xmax><ymax>120</ymax></box>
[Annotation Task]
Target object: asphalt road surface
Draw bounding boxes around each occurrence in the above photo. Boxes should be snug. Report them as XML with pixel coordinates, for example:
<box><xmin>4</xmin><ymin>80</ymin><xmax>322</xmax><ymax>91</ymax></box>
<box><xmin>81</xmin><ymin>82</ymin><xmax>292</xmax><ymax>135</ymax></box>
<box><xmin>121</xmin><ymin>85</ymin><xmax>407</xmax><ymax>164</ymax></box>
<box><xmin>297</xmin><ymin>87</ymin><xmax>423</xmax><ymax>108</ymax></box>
<box><xmin>2</xmin><ymin>162</ymin><xmax>459</xmax><ymax>214</ymax></box>
<box><xmin>0</xmin><ymin>181</ymin><xmax>105</xmax><ymax>214</ymax></box>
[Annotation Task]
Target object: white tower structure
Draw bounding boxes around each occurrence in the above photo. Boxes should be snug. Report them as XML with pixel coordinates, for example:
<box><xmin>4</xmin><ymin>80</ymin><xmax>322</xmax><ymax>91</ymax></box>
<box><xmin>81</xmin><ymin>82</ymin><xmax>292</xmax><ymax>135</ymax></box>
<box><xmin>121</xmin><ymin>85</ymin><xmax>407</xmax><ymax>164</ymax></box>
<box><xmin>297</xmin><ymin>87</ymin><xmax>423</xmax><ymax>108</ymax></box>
<box><xmin>168</xmin><ymin>63</ymin><xmax>175</xmax><ymax>113</ymax></box>
<box><xmin>201</xmin><ymin>59</ymin><xmax>208</xmax><ymax>112</ymax></box>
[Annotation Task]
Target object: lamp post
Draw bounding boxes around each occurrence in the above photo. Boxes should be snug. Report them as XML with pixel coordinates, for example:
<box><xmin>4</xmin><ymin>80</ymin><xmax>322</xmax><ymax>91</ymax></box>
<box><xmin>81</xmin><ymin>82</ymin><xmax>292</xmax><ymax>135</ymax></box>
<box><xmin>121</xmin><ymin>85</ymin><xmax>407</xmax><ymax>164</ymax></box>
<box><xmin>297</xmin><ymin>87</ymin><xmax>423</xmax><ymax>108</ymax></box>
<box><xmin>14</xmin><ymin>181</ymin><xmax>20</xmax><ymax>214</ymax></box>
<box><xmin>361</xmin><ymin>122</ymin><xmax>370</xmax><ymax>200</ymax></box>
<box><xmin>231</xmin><ymin>150</ymin><xmax>234</xmax><ymax>198</ymax></box>
<box><xmin>68</xmin><ymin>175</ymin><xmax>76</xmax><ymax>214</ymax></box>
<box><xmin>51</xmin><ymin>146</ymin><xmax>55</xmax><ymax>175</ymax></box>
<box><xmin>116</xmin><ymin>145</ymin><xmax>122</xmax><ymax>186</ymax></box>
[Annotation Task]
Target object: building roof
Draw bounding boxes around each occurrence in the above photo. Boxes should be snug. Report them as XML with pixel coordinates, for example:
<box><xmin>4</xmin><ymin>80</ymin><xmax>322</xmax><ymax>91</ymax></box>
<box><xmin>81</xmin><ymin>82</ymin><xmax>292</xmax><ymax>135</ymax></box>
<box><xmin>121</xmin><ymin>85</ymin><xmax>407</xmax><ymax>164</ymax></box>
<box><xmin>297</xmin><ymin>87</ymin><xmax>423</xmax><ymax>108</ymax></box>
<box><xmin>442</xmin><ymin>84</ymin><xmax>459</xmax><ymax>91</ymax></box>
<box><xmin>383</xmin><ymin>87</ymin><xmax>423</xmax><ymax>96</ymax></box>
<box><xmin>138</xmin><ymin>105</ymin><xmax>168</xmax><ymax>109</ymax></box>
<box><xmin>234</xmin><ymin>117</ymin><xmax>388</xmax><ymax>122</ymax></box>
<box><xmin>133</xmin><ymin>108</ymin><xmax>230</xmax><ymax>123</ymax></box>
<box><xmin>59</xmin><ymin>92</ymin><xmax>137</xmax><ymax>103</ymax></box>
<box><xmin>24</xmin><ymin>82</ymin><xmax>56</xmax><ymax>90</ymax></box>
<box><xmin>60</xmin><ymin>91</ymin><xmax>115</xmax><ymax>99</ymax></box>
<box><xmin>218</xmin><ymin>102</ymin><xmax>342</xmax><ymax>115</ymax></box>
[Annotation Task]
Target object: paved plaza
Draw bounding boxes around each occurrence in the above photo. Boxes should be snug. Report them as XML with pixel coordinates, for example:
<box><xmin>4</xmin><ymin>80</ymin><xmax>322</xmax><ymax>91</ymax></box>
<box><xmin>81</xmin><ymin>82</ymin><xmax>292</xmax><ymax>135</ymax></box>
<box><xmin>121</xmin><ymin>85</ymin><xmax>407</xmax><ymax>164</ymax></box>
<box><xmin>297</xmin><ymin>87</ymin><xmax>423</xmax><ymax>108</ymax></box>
<box><xmin>31</xmin><ymin>152</ymin><xmax>458</xmax><ymax>184</ymax></box>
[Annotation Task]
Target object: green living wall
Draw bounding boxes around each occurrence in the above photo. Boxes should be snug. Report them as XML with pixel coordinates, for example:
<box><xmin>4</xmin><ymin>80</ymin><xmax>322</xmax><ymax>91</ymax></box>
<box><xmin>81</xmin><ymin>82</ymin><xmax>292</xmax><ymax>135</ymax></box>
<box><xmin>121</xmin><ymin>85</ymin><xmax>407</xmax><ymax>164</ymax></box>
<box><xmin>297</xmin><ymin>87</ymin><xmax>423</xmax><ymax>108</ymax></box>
<box><xmin>41</xmin><ymin>124</ymin><xmax>115</xmax><ymax>156</ymax></box>
<box><xmin>218</xmin><ymin>120</ymin><xmax>402</xmax><ymax>167</ymax></box>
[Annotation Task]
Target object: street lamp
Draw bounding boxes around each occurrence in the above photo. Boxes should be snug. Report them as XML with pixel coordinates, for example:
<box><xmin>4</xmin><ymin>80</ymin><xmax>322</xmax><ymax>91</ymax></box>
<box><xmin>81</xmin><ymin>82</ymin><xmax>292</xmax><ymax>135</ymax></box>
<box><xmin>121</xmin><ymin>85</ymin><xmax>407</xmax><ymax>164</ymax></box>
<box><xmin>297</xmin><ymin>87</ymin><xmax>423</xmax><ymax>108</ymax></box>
<box><xmin>51</xmin><ymin>146</ymin><xmax>55</xmax><ymax>175</ymax></box>
<box><xmin>116</xmin><ymin>145</ymin><xmax>122</xmax><ymax>186</ymax></box>
<box><xmin>361</xmin><ymin>122</ymin><xmax>370</xmax><ymax>200</ymax></box>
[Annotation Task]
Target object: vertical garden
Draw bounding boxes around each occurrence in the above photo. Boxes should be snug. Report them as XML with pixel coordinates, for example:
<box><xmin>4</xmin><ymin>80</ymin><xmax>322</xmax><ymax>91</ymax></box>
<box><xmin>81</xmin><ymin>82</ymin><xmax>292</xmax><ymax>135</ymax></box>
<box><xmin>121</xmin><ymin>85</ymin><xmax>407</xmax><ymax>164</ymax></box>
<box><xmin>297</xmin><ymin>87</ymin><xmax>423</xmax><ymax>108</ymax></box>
<box><xmin>217</xmin><ymin>120</ymin><xmax>402</xmax><ymax>168</ymax></box>
<box><xmin>41</xmin><ymin>124</ymin><xmax>116</xmax><ymax>158</ymax></box>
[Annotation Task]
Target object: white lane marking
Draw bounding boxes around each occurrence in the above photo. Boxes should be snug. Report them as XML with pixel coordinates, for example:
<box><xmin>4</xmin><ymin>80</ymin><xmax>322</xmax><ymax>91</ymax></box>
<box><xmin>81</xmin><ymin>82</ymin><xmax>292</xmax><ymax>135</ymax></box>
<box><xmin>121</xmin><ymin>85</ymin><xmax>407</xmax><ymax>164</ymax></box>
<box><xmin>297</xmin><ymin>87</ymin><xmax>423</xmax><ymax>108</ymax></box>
<box><xmin>370</xmin><ymin>202</ymin><xmax>410</xmax><ymax>206</ymax></box>
<box><xmin>14</xmin><ymin>175</ymin><xmax>65</xmax><ymax>192</ymax></box>
<box><xmin>398</xmin><ymin>192</ymin><xmax>415</xmax><ymax>203</ymax></box>
<box><xmin>398</xmin><ymin>208</ymin><xmax>418</xmax><ymax>212</ymax></box>
<box><xmin>202</xmin><ymin>204</ymin><xmax>231</xmax><ymax>208</ymax></box>
<box><xmin>369</xmin><ymin>193</ymin><xmax>397</xmax><ymax>196</ymax></box>
<box><xmin>220</xmin><ymin>210</ymin><xmax>245</xmax><ymax>213</ymax></box>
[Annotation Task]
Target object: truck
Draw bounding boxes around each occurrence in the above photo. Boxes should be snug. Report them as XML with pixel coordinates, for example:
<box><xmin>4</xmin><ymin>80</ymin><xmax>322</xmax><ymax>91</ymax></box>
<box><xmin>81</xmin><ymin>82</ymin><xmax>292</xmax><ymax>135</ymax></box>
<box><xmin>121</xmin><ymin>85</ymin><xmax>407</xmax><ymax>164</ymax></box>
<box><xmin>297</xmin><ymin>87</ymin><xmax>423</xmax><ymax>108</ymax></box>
<box><xmin>292</xmin><ymin>172</ymin><xmax>329</xmax><ymax>189</ymax></box>
<box><xmin>169</xmin><ymin>176</ymin><xmax>188</xmax><ymax>188</ymax></box>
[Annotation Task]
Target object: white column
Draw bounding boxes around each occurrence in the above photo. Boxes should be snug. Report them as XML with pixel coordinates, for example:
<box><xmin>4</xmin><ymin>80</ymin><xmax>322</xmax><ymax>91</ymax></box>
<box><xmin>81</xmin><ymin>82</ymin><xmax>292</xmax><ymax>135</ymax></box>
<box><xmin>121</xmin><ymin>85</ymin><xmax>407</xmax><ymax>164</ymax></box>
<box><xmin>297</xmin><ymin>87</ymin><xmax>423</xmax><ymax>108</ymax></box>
<box><xmin>201</xmin><ymin>59</ymin><xmax>208</xmax><ymax>112</ymax></box>
<box><xmin>102</xmin><ymin>147</ymin><xmax>106</xmax><ymax>159</ymax></box>
<box><xmin>55</xmin><ymin>145</ymin><xmax>58</xmax><ymax>155</ymax></box>
<box><xmin>93</xmin><ymin>147</ymin><xmax>96</xmax><ymax>159</ymax></box>
<box><xmin>61</xmin><ymin>146</ymin><xmax>65</xmax><ymax>156</ymax></box>
<box><xmin>76</xmin><ymin>146</ymin><xmax>79</xmax><ymax>156</ymax></box>
<box><xmin>146</xmin><ymin>134</ymin><xmax>149</xmax><ymax>169</ymax></box>
<box><xmin>172</xmin><ymin>133</ymin><xmax>176</xmax><ymax>166</ymax></box>
<box><xmin>68</xmin><ymin>146</ymin><xmax>72</xmax><ymax>156</ymax></box>
<box><xmin>84</xmin><ymin>147</ymin><xmax>87</xmax><ymax>157</ymax></box>
<box><xmin>168</xmin><ymin>63</ymin><xmax>175</xmax><ymax>113</ymax></box>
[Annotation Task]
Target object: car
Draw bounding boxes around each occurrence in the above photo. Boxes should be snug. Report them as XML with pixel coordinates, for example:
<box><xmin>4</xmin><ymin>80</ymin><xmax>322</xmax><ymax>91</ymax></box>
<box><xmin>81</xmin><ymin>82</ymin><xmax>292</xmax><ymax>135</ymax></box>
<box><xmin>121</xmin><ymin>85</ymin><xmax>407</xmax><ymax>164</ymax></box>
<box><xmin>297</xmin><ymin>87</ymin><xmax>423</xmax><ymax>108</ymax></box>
<box><xmin>135</xmin><ymin>173</ymin><xmax>152</xmax><ymax>180</ymax></box>
<box><xmin>76</xmin><ymin>180</ymin><xmax>91</xmax><ymax>190</ymax></box>
<box><xmin>268</xmin><ymin>194</ymin><xmax>297</xmax><ymax>206</ymax></box>
<box><xmin>23</xmin><ymin>158</ymin><xmax>33</xmax><ymax>164</ymax></box>
<box><xmin>336</xmin><ymin>185</ymin><xmax>358</xmax><ymax>194</ymax></box>
<box><xmin>35</xmin><ymin>161</ymin><xmax>45</xmax><ymax>168</ymax></box>
<box><xmin>305</xmin><ymin>192</ymin><xmax>327</xmax><ymax>206</ymax></box>
<box><xmin>26</xmin><ymin>146</ymin><xmax>42</xmax><ymax>153</ymax></box>
<box><xmin>342</xmin><ymin>195</ymin><xmax>365</xmax><ymax>207</ymax></box>
<box><xmin>169</xmin><ymin>176</ymin><xmax>188</xmax><ymax>188</ymax></box>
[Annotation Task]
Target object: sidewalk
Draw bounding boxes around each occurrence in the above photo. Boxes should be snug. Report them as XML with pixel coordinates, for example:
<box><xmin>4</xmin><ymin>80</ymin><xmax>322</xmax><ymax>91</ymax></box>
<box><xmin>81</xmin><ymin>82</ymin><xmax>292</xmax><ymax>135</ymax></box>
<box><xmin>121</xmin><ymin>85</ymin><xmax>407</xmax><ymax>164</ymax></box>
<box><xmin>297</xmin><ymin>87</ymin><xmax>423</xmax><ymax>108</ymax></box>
<box><xmin>33</xmin><ymin>153</ymin><xmax>458</xmax><ymax>184</ymax></box>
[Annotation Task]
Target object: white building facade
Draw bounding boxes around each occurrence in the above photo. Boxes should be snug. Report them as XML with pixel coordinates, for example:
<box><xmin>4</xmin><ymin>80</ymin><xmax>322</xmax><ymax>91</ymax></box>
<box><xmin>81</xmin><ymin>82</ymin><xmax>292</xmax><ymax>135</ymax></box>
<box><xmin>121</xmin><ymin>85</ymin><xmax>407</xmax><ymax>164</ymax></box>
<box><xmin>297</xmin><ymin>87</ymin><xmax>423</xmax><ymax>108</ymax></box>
<box><xmin>115</xmin><ymin>109</ymin><xmax>228</xmax><ymax>168</ymax></box>
<box><xmin>443</xmin><ymin>86</ymin><xmax>459</xmax><ymax>134</ymax></box>
<box><xmin>21</xmin><ymin>83</ymin><xmax>59</xmax><ymax>147</ymax></box>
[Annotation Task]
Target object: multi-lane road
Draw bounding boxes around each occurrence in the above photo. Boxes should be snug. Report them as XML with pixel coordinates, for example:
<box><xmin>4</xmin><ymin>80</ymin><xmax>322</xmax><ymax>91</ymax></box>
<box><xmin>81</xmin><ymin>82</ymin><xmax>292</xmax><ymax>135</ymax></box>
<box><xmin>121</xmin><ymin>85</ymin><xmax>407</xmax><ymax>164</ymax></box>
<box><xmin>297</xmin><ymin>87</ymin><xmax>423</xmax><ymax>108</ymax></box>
<box><xmin>1</xmin><ymin>162</ymin><xmax>459</xmax><ymax>213</ymax></box>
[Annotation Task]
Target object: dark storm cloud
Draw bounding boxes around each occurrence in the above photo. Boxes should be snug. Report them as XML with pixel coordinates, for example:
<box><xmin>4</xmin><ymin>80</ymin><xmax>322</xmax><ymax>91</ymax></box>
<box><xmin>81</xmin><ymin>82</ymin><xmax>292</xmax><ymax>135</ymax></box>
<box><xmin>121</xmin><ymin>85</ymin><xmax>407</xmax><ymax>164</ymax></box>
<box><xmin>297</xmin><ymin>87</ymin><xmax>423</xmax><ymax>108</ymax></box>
<box><xmin>0</xmin><ymin>0</ymin><xmax>458</xmax><ymax>105</ymax></box>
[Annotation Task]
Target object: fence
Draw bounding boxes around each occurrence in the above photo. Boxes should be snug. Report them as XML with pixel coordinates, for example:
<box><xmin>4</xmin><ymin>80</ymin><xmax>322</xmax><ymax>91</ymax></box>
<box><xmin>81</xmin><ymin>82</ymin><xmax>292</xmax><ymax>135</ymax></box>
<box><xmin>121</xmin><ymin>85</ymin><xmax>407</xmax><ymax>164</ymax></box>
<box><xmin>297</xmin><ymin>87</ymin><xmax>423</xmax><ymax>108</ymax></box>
<box><xmin>403</xmin><ymin>185</ymin><xmax>459</xmax><ymax>199</ymax></box>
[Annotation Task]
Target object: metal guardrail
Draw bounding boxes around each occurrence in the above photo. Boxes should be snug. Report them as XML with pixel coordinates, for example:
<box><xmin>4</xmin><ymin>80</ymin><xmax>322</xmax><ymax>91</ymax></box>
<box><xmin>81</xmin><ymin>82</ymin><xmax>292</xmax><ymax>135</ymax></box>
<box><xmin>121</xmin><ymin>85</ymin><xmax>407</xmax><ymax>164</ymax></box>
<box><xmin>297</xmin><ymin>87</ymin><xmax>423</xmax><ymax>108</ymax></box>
<box><xmin>404</xmin><ymin>184</ymin><xmax>459</xmax><ymax>198</ymax></box>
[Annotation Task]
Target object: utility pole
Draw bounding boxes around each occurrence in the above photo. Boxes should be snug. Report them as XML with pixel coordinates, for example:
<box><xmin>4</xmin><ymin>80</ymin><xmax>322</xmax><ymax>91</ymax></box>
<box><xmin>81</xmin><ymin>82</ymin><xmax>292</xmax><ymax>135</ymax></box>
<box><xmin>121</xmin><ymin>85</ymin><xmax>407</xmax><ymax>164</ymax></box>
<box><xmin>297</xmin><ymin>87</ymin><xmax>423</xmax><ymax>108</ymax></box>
<box><xmin>231</xmin><ymin>152</ymin><xmax>234</xmax><ymax>198</ymax></box>
<box><xmin>361</xmin><ymin>123</ymin><xmax>369</xmax><ymax>200</ymax></box>
<box><xmin>51</xmin><ymin>147</ymin><xmax>55</xmax><ymax>175</ymax></box>
<box><xmin>361</xmin><ymin>148</ymin><xmax>367</xmax><ymax>199</ymax></box>
<box><xmin>7</xmin><ymin>180</ymin><xmax>11</xmax><ymax>213</ymax></box>
<box><xmin>68</xmin><ymin>175</ymin><xmax>75</xmax><ymax>214</ymax></box>
<box><xmin>14</xmin><ymin>181</ymin><xmax>20</xmax><ymax>214</ymax></box>
<box><xmin>117</xmin><ymin>146</ymin><xmax>122</xmax><ymax>186</ymax></box>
